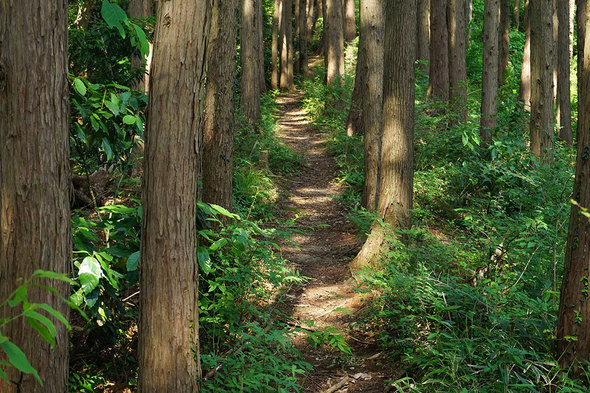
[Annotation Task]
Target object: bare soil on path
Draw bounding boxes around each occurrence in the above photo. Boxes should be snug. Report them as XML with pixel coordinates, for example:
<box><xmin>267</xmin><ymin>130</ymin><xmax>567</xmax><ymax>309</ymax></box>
<box><xmin>273</xmin><ymin>92</ymin><xmax>393</xmax><ymax>392</ymax></box>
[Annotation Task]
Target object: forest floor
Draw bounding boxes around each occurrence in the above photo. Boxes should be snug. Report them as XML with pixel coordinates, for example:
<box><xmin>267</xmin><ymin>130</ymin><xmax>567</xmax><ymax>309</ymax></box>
<box><xmin>273</xmin><ymin>91</ymin><xmax>394</xmax><ymax>392</ymax></box>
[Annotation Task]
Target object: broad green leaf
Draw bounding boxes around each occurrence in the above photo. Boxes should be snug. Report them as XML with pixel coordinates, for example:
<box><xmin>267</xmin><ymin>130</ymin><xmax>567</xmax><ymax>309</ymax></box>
<box><xmin>126</xmin><ymin>251</ymin><xmax>140</xmax><ymax>272</ymax></box>
<box><xmin>7</xmin><ymin>285</ymin><xmax>27</xmax><ymax>307</ymax></box>
<box><xmin>0</xmin><ymin>341</ymin><xmax>41</xmax><ymax>385</ymax></box>
<box><xmin>90</xmin><ymin>115</ymin><xmax>99</xmax><ymax>131</ymax></box>
<box><xmin>123</xmin><ymin>114</ymin><xmax>136</xmax><ymax>125</ymax></box>
<box><xmin>70</xmin><ymin>288</ymin><xmax>84</xmax><ymax>307</ymax></box>
<box><xmin>101</xmin><ymin>138</ymin><xmax>114</xmax><ymax>161</ymax></box>
<box><xmin>210</xmin><ymin>204</ymin><xmax>238</xmax><ymax>219</ymax></box>
<box><xmin>78</xmin><ymin>257</ymin><xmax>102</xmax><ymax>295</ymax></box>
<box><xmin>73</xmin><ymin>78</ymin><xmax>87</xmax><ymax>96</ymax></box>
<box><xmin>36</xmin><ymin>304</ymin><xmax>70</xmax><ymax>329</ymax></box>
<box><xmin>197</xmin><ymin>247</ymin><xmax>213</xmax><ymax>275</ymax></box>
<box><xmin>104</xmin><ymin>99</ymin><xmax>120</xmax><ymax>116</ymax></box>
<box><xmin>101</xmin><ymin>0</ymin><xmax>127</xmax><ymax>37</ymax></box>
<box><xmin>26</xmin><ymin>317</ymin><xmax>55</xmax><ymax>346</ymax></box>
<box><xmin>23</xmin><ymin>310</ymin><xmax>57</xmax><ymax>339</ymax></box>
<box><xmin>209</xmin><ymin>238</ymin><xmax>228</xmax><ymax>251</ymax></box>
<box><xmin>131</xmin><ymin>23</ymin><xmax>150</xmax><ymax>58</ymax></box>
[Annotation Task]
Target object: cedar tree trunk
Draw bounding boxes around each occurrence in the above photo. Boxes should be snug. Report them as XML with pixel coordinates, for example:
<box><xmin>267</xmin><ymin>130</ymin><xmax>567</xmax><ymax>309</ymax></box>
<box><xmin>448</xmin><ymin>0</ymin><xmax>468</xmax><ymax>123</ymax></box>
<box><xmin>428</xmin><ymin>0</ymin><xmax>450</xmax><ymax>102</ymax></box>
<box><xmin>557</xmin><ymin>0</ymin><xmax>573</xmax><ymax>144</ymax></box>
<box><xmin>480</xmin><ymin>0</ymin><xmax>500</xmax><ymax>143</ymax></box>
<box><xmin>241</xmin><ymin>0</ymin><xmax>262</xmax><ymax>123</ymax></box>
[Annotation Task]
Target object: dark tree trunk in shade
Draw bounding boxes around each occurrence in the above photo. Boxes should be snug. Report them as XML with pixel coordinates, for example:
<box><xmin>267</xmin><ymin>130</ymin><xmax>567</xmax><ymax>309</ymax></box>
<box><xmin>557</xmin><ymin>0</ymin><xmax>573</xmax><ymax>145</ymax></box>
<box><xmin>352</xmin><ymin>0</ymin><xmax>416</xmax><ymax>268</ymax></box>
<box><xmin>0</xmin><ymin>1</ymin><xmax>71</xmax><ymax>391</ymax></box>
<box><xmin>203</xmin><ymin>0</ymin><xmax>237</xmax><ymax>215</ymax></box>
<box><xmin>257</xmin><ymin>0</ymin><xmax>267</xmax><ymax>92</ymax></box>
<box><xmin>241</xmin><ymin>0</ymin><xmax>262</xmax><ymax>123</ymax></box>
<box><xmin>447</xmin><ymin>0</ymin><xmax>468</xmax><ymax>123</ymax></box>
<box><xmin>417</xmin><ymin>0</ymin><xmax>431</xmax><ymax>74</ymax></box>
<box><xmin>325</xmin><ymin>0</ymin><xmax>345</xmax><ymax>85</ymax></box>
<box><xmin>343</xmin><ymin>0</ymin><xmax>356</xmax><ymax>42</ymax></box>
<box><xmin>358</xmin><ymin>0</ymin><xmax>384</xmax><ymax>210</ymax></box>
<box><xmin>530</xmin><ymin>0</ymin><xmax>555</xmax><ymax>158</ymax></box>
<box><xmin>520</xmin><ymin>0</ymin><xmax>531</xmax><ymax>109</ymax></box>
<box><xmin>138</xmin><ymin>0</ymin><xmax>208</xmax><ymax>391</ymax></box>
<box><xmin>306</xmin><ymin>0</ymin><xmax>318</xmax><ymax>41</ymax></box>
<box><xmin>280</xmin><ymin>0</ymin><xmax>295</xmax><ymax>90</ymax></box>
<box><xmin>514</xmin><ymin>0</ymin><xmax>521</xmax><ymax>30</ymax></box>
<box><xmin>480</xmin><ymin>0</ymin><xmax>500</xmax><ymax>143</ymax></box>
<box><xmin>298</xmin><ymin>0</ymin><xmax>309</xmax><ymax>74</ymax></box>
<box><xmin>427</xmin><ymin>0</ymin><xmax>449</xmax><ymax>102</ymax></box>
<box><xmin>272</xmin><ymin>0</ymin><xmax>281</xmax><ymax>89</ymax></box>
<box><xmin>498</xmin><ymin>0</ymin><xmax>510</xmax><ymax>85</ymax></box>
<box><xmin>557</xmin><ymin>0</ymin><xmax>590</xmax><ymax>372</ymax></box>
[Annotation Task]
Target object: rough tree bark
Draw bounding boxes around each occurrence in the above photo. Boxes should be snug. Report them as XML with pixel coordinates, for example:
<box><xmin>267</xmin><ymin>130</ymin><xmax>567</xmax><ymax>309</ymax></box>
<box><xmin>0</xmin><ymin>1</ymin><xmax>71</xmax><ymax>392</ymax></box>
<box><xmin>557</xmin><ymin>0</ymin><xmax>573</xmax><ymax>144</ymax></box>
<box><xmin>272</xmin><ymin>0</ymin><xmax>282</xmax><ymax>89</ymax></box>
<box><xmin>520</xmin><ymin>0</ymin><xmax>531</xmax><ymax>109</ymax></box>
<box><xmin>257</xmin><ymin>0</ymin><xmax>267</xmax><ymax>92</ymax></box>
<box><xmin>427</xmin><ymin>0</ymin><xmax>450</xmax><ymax>102</ymax></box>
<box><xmin>138</xmin><ymin>0</ymin><xmax>208</xmax><ymax>391</ymax></box>
<box><xmin>325</xmin><ymin>0</ymin><xmax>345</xmax><ymax>85</ymax></box>
<box><xmin>557</xmin><ymin>0</ymin><xmax>590</xmax><ymax>372</ymax></box>
<box><xmin>241</xmin><ymin>0</ymin><xmax>262</xmax><ymax>123</ymax></box>
<box><xmin>417</xmin><ymin>0</ymin><xmax>431</xmax><ymax>75</ymax></box>
<box><xmin>203</xmin><ymin>0</ymin><xmax>238</xmax><ymax>214</ymax></box>
<box><xmin>352</xmin><ymin>0</ymin><xmax>416</xmax><ymax>269</ymax></box>
<box><xmin>280</xmin><ymin>0</ymin><xmax>294</xmax><ymax>90</ymax></box>
<box><xmin>359</xmin><ymin>0</ymin><xmax>384</xmax><ymax>210</ymax></box>
<box><xmin>480</xmin><ymin>0</ymin><xmax>500</xmax><ymax>143</ymax></box>
<box><xmin>298</xmin><ymin>0</ymin><xmax>309</xmax><ymax>74</ymax></box>
<box><xmin>448</xmin><ymin>0</ymin><xmax>468</xmax><ymax>123</ymax></box>
<box><xmin>343</xmin><ymin>0</ymin><xmax>356</xmax><ymax>43</ymax></box>
<box><xmin>498</xmin><ymin>0</ymin><xmax>510</xmax><ymax>85</ymax></box>
<box><xmin>514</xmin><ymin>0</ymin><xmax>521</xmax><ymax>30</ymax></box>
<box><xmin>530</xmin><ymin>0</ymin><xmax>555</xmax><ymax>158</ymax></box>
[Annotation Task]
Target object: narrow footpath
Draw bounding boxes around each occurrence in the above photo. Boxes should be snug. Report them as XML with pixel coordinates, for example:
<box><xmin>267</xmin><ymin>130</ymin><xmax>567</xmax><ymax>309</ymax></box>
<box><xmin>274</xmin><ymin>92</ymin><xmax>392</xmax><ymax>392</ymax></box>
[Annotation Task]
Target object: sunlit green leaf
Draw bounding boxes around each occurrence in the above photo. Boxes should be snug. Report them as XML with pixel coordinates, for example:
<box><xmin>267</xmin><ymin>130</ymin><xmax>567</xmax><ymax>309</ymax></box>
<box><xmin>0</xmin><ymin>341</ymin><xmax>42</xmax><ymax>385</ymax></box>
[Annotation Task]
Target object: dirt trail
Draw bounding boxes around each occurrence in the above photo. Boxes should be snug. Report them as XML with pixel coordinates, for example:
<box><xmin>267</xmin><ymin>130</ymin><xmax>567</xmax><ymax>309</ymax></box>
<box><xmin>274</xmin><ymin>92</ymin><xmax>391</xmax><ymax>392</ymax></box>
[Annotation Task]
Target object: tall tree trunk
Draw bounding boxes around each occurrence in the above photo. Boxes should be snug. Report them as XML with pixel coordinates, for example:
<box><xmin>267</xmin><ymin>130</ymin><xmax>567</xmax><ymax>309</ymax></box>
<box><xmin>498</xmin><ymin>0</ymin><xmax>510</xmax><ymax>86</ymax></box>
<box><xmin>128</xmin><ymin>0</ymin><xmax>153</xmax><ymax>91</ymax></box>
<box><xmin>0</xmin><ymin>1</ymin><xmax>71</xmax><ymax>392</ymax></box>
<box><xmin>448</xmin><ymin>0</ymin><xmax>468</xmax><ymax>123</ymax></box>
<box><xmin>257</xmin><ymin>0</ymin><xmax>267</xmax><ymax>92</ymax></box>
<box><xmin>514</xmin><ymin>0</ymin><xmax>521</xmax><ymax>30</ymax></box>
<box><xmin>480</xmin><ymin>0</ymin><xmax>500</xmax><ymax>143</ymax></box>
<box><xmin>557</xmin><ymin>0</ymin><xmax>573</xmax><ymax>144</ymax></box>
<box><xmin>280</xmin><ymin>0</ymin><xmax>294</xmax><ymax>89</ymax></box>
<box><xmin>466</xmin><ymin>0</ymin><xmax>473</xmax><ymax>44</ymax></box>
<box><xmin>325</xmin><ymin>0</ymin><xmax>345</xmax><ymax>85</ymax></box>
<box><xmin>343</xmin><ymin>0</ymin><xmax>356</xmax><ymax>42</ymax></box>
<box><xmin>359</xmin><ymin>0</ymin><xmax>384</xmax><ymax>210</ymax></box>
<box><xmin>427</xmin><ymin>0</ymin><xmax>449</xmax><ymax>102</ymax></box>
<box><xmin>203</xmin><ymin>0</ymin><xmax>237</xmax><ymax>215</ymax></box>
<box><xmin>241</xmin><ymin>0</ymin><xmax>262</xmax><ymax>123</ymax></box>
<box><xmin>306</xmin><ymin>0</ymin><xmax>318</xmax><ymax>41</ymax></box>
<box><xmin>352</xmin><ymin>0</ymin><xmax>416</xmax><ymax>269</ymax></box>
<box><xmin>298</xmin><ymin>0</ymin><xmax>309</xmax><ymax>74</ymax></box>
<box><xmin>417</xmin><ymin>0</ymin><xmax>431</xmax><ymax>74</ymax></box>
<box><xmin>557</xmin><ymin>0</ymin><xmax>590</xmax><ymax>372</ymax></box>
<box><xmin>138</xmin><ymin>0</ymin><xmax>208</xmax><ymax>391</ymax></box>
<box><xmin>530</xmin><ymin>0</ymin><xmax>555</xmax><ymax>158</ymax></box>
<box><xmin>272</xmin><ymin>0</ymin><xmax>281</xmax><ymax>89</ymax></box>
<box><xmin>520</xmin><ymin>0</ymin><xmax>531</xmax><ymax>109</ymax></box>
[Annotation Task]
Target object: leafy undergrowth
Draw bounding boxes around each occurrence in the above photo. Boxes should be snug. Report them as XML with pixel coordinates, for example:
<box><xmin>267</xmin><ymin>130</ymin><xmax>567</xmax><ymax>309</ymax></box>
<box><xmin>299</xmin><ymin>49</ymin><xmax>589</xmax><ymax>391</ymax></box>
<box><xmin>67</xmin><ymin>91</ymin><xmax>314</xmax><ymax>392</ymax></box>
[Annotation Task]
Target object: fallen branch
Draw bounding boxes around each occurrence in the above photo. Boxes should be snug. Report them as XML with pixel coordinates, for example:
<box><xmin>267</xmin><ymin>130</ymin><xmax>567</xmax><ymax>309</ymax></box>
<box><xmin>322</xmin><ymin>376</ymin><xmax>349</xmax><ymax>393</ymax></box>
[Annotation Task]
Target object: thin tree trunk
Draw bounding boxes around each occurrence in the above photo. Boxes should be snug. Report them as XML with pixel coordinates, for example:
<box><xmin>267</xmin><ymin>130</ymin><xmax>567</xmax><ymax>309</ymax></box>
<box><xmin>417</xmin><ymin>0</ymin><xmax>431</xmax><ymax>74</ymax></box>
<box><xmin>241</xmin><ymin>0</ymin><xmax>262</xmax><ymax>123</ymax></box>
<box><xmin>448</xmin><ymin>0</ymin><xmax>468</xmax><ymax>123</ymax></box>
<box><xmin>128</xmin><ymin>0</ymin><xmax>153</xmax><ymax>91</ymax></box>
<box><xmin>359</xmin><ymin>0</ymin><xmax>384</xmax><ymax>210</ymax></box>
<box><xmin>280</xmin><ymin>0</ymin><xmax>294</xmax><ymax>89</ymax></box>
<box><xmin>427</xmin><ymin>0</ymin><xmax>449</xmax><ymax>102</ymax></box>
<box><xmin>514</xmin><ymin>0</ymin><xmax>521</xmax><ymax>30</ymax></box>
<box><xmin>257</xmin><ymin>0</ymin><xmax>267</xmax><ymax>92</ymax></box>
<box><xmin>466</xmin><ymin>0</ymin><xmax>473</xmax><ymax>44</ymax></box>
<box><xmin>203</xmin><ymin>0</ymin><xmax>237</xmax><ymax>215</ymax></box>
<box><xmin>138</xmin><ymin>0</ymin><xmax>208</xmax><ymax>390</ymax></box>
<box><xmin>298</xmin><ymin>0</ymin><xmax>309</xmax><ymax>74</ymax></box>
<box><xmin>325</xmin><ymin>0</ymin><xmax>345</xmax><ymax>85</ymax></box>
<box><xmin>520</xmin><ymin>0</ymin><xmax>531</xmax><ymax>109</ymax></box>
<box><xmin>557</xmin><ymin>0</ymin><xmax>590</xmax><ymax>372</ymax></box>
<box><xmin>352</xmin><ymin>0</ymin><xmax>416</xmax><ymax>269</ymax></box>
<box><xmin>498</xmin><ymin>0</ymin><xmax>510</xmax><ymax>86</ymax></box>
<box><xmin>530</xmin><ymin>0</ymin><xmax>555</xmax><ymax>158</ymax></box>
<box><xmin>480</xmin><ymin>0</ymin><xmax>500</xmax><ymax>143</ymax></box>
<box><xmin>0</xmin><ymin>1</ymin><xmax>71</xmax><ymax>391</ymax></box>
<box><xmin>272</xmin><ymin>0</ymin><xmax>281</xmax><ymax>89</ymax></box>
<box><xmin>557</xmin><ymin>0</ymin><xmax>573</xmax><ymax>144</ymax></box>
<box><xmin>343</xmin><ymin>0</ymin><xmax>356</xmax><ymax>42</ymax></box>
<box><xmin>306</xmin><ymin>0</ymin><xmax>318</xmax><ymax>41</ymax></box>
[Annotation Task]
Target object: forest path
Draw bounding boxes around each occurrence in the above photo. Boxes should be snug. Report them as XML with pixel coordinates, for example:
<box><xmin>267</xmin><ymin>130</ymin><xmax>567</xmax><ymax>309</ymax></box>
<box><xmin>274</xmin><ymin>91</ymin><xmax>391</xmax><ymax>392</ymax></box>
